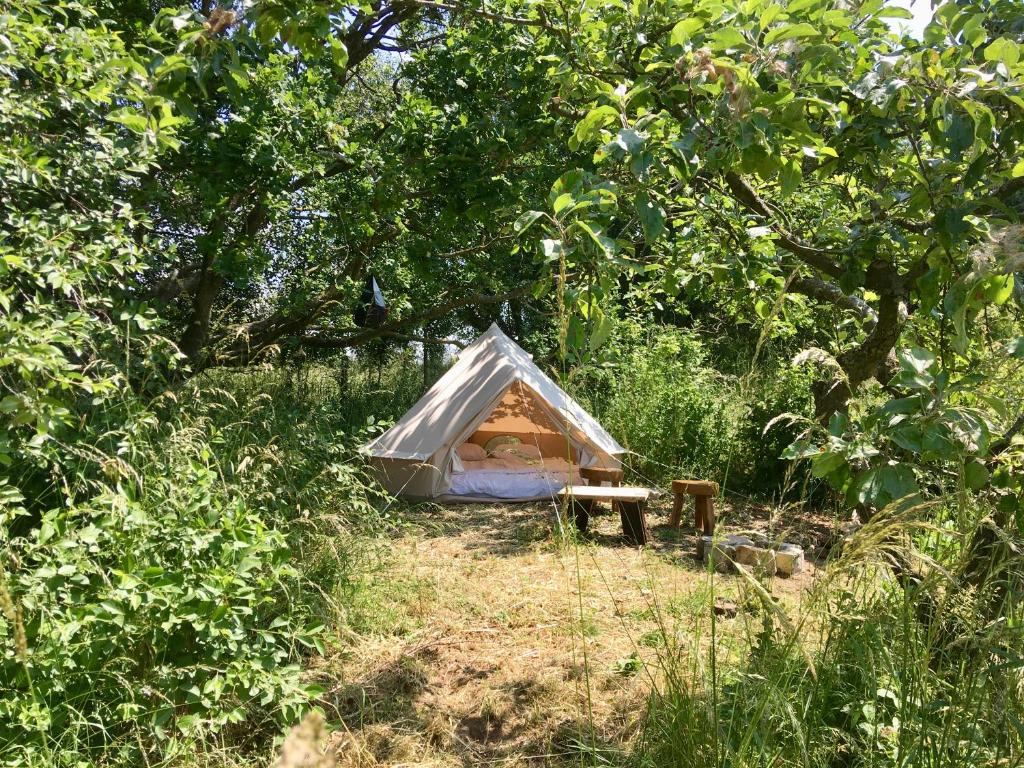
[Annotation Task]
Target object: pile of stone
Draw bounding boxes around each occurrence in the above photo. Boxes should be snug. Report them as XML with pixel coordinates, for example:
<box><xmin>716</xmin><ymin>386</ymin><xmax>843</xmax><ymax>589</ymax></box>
<box><xmin>696</xmin><ymin>533</ymin><xmax>805</xmax><ymax>577</ymax></box>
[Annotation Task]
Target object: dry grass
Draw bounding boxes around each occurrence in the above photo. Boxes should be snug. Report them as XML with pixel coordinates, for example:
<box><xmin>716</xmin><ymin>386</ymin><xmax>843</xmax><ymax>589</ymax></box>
<box><xmin>310</xmin><ymin>498</ymin><xmax>827</xmax><ymax>767</ymax></box>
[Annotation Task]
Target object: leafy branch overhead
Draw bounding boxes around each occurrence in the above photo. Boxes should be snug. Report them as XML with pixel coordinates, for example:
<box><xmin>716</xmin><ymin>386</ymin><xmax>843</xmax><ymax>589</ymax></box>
<box><xmin>524</xmin><ymin>0</ymin><xmax>1023</xmax><ymax>420</ymax></box>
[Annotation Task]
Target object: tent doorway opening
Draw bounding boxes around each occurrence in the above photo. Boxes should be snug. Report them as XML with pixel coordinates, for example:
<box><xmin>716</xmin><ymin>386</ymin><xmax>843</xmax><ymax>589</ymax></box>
<box><xmin>448</xmin><ymin>382</ymin><xmax>583</xmax><ymax>500</ymax></box>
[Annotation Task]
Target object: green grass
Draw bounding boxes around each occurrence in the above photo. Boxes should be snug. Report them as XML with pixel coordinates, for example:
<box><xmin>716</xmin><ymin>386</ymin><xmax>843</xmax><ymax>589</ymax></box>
<box><xmin>633</xmin><ymin>503</ymin><xmax>1024</xmax><ymax>768</ymax></box>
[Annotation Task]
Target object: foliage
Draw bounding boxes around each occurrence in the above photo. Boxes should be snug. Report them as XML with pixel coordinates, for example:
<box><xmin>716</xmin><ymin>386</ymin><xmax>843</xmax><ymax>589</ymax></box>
<box><xmin>0</xmin><ymin>369</ymin><xmax>386</xmax><ymax>766</ymax></box>
<box><xmin>568</xmin><ymin>321</ymin><xmax>814</xmax><ymax>494</ymax></box>
<box><xmin>2</xmin><ymin>0</ymin><xmax>1023</xmax><ymax>766</ymax></box>
<box><xmin>637</xmin><ymin>499</ymin><xmax>1024</xmax><ymax>768</ymax></box>
<box><xmin>0</xmin><ymin>0</ymin><xmax>178</xmax><ymax>499</ymax></box>
<box><xmin>522</xmin><ymin>0</ymin><xmax>1024</xmax><ymax>419</ymax></box>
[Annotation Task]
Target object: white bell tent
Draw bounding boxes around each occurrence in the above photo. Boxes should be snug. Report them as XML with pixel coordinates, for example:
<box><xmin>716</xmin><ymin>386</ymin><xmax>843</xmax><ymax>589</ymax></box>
<box><xmin>361</xmin><ymin>324</ymin><xmax>625</xmax><ymax>500</ymax></box>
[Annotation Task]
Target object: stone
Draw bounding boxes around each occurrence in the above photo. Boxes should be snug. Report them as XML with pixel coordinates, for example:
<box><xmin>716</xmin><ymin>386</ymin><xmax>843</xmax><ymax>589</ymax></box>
<box><xmin>734</xmin><ymin>544</ymin><xmax>778</xmax><ymax>577</ymax></box>
<box><xmin>774</xmin><ymin>543</ymin><xmax>805</xmax><ymax>577</ymax></box>
<box><xmin>700</xmin><ymin>534</ymin><xmax>752</xmax><ymax>573</ymax></box>
<box><xmin>713</xmin><ymin>598</ymin><xmax>738</xmax><ymax>618</ymax></box>
<box><xmin>696</xmin><ymin>535</ymin><xmax>713</xmax><ymax>559</ymax></box>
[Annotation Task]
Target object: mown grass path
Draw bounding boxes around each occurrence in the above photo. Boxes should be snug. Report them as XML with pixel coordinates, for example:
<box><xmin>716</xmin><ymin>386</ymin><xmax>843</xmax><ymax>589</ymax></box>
<box><xmin>314</xmin><ymin>502</ymin><xmax>818</xmax><ymax>767</ymax></box>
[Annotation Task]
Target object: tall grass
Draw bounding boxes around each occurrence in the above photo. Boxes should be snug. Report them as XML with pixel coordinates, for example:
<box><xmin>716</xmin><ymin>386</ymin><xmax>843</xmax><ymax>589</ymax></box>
<box><xmin>0</xmin><ymin>362</ymin><xmax>416</xmax><ymax>767</ymax></box>
<box><xmin>634</xmin><ymin>500</ymin><xmax>1024</xmax><ymax>767</ymax></box>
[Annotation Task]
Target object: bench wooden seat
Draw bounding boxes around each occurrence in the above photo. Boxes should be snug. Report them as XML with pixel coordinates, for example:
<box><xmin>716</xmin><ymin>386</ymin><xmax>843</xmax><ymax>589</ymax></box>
<box><xmin>557</xmin><ymin>485</ymin><xmax>652</xmax><ymax>544</ymax></box>
<box><xmin>558</xmin><ymin>485</ymin><xmax>650</xmax><ymax>502</ymax></box>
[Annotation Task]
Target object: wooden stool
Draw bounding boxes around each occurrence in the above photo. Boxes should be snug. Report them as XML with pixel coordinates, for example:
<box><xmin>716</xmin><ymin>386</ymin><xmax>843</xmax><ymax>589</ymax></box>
<box><xmin>579</xmin><ymin>467</ymin><xmax>624</xmax><ymax>515</ymax></box>
<box><xmin>669</xmin><ymin>479</ymin><xmax>719</xmax><ymax>535</ymax></box>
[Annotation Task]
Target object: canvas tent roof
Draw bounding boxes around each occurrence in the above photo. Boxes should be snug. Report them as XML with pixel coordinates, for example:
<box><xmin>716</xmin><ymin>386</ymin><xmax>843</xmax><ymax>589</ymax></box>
<box><xmin>362</xmin><ymin>324</ymin><xmax>625</xmax><ymax>462</ymax></box>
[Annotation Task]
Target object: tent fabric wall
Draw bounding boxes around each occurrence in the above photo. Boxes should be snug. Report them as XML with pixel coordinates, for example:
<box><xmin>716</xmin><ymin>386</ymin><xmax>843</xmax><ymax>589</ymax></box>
<box><xmin>362</xmin><ymin>324</ymin><xmax>625</xmax><ymax>499</ymax></box>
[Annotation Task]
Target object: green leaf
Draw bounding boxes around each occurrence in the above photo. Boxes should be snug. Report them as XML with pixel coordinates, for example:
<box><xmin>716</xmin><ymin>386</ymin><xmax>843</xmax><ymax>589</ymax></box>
<box><xmin>889</xmin><ymin>424</ymin><xmax>924</xmax><ymax>454</ymax></box>
<box><xmin>708</xmin><ymin>27</ymin><xmax>746</xmax><ymax>51</ymax></box>
<box><xmin>849</xmin><ymin>465</ymin><xmax>919</xmax><ymax>508</ymax></box>
<box><xmin>962</xmin><ymin>14</ymin><xmax>987</xmax><ymax>48</ymax></box>
<box><xmin>541</xmin><ymin>239</ymin><xmax>564</xmax><ymax>262</ymax></box>
<box><xmin>553</xmin><ymin>192</ymin><xmax>575</xmax><ymax>215</ymax></box>
<box><xmin>781</xmin><ymin>439</ymin><xmax>820</xmax><ymax>460</ymax></box>
<box><xmin>329</xmin><ymin>38</ymin><xmax>348</xmax><ymax>69</ymax></box>
<box><xmin>811</xmin><ymin>451</ymin><xmax>846</xmax><ymax>478</ymax></box>
<box><xmin>1013</xmin><ymin>160</ymin><xmax>1024</xmax><ymax>178</ymax></box>
<box><xmin>779</xmin><ymin>157</ymin><xmax>802</xmax><ymax>197</ymax></box>
<box><xmin>1007</xmin><ymin>338</ymin><xmax>1024</xmax><ymax>358</ymax></box>
<box><xmin>108</xmin><ymin>109</ymin><xmax>150</xmax><ymax>134</ymax></box>
<box><xmin>984</xmin><ymin>37</ymin><xmax>1020</xmax><ymax>67</ymax></box>
<box><xmin>571</xmin><ymin>106</ymin><xmax>619</xmax><ymax>149</ymax></box>
<box><xmin>877</xmin><ymin>5</ymin><xmax>912</xmax><ymax>19</ymax></box>
<box><xmin>946</xmin><ymin>113</ymin><xmax>975</xmax><ymax>161</ymax></box>
<box><xmin>589</xmin><ymin>312</ymin><xmax>614</xmax><ymax>352</ymax></box>
<box><xmin>964</xmin><ymin>461</ymin><xmax>989</xmax><ymax>491</ymax></box>
<box><xmin>670</xmin><ymin>18</ymin><xmax>705</xmax><ymax>46</ymax></box>
<box><xmin>513</xmin><ymin>210</ymin><xmax>545</xmax><ymax>234</ymax></box>
<box><xmin>764</xmin><ymin>23</ymin><xmax>819</xmax><ymax>45</ymax></box>
<box><xmin>899</xmin><ymin>347</ymin><xmax>936</xmax><ymax>376</ymax></box>
<box><xmin>634</xmin><ymin>192</ymin><xmax>665</xmax><ymax>244</ymax></box>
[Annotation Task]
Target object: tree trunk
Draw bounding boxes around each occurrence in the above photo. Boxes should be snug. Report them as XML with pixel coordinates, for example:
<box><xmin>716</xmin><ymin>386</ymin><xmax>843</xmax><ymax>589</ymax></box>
<box><xmin>178</xmin><ymin>268</ymin><xmax>224</xmax><ymax>366</ymax></box>
<box><xmin>812</xmin><ymin>260</ymin><xmax>905</xmax><ymax>420</ymax></box>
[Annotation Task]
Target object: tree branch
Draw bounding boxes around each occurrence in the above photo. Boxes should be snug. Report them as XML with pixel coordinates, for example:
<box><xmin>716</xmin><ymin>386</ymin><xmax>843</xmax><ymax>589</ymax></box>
<box><xmin>304</xmin><ymin>329</ymin><xmax>467</xmax><ymax>348</ymax></box>
<box><xmin>299</xmin><ymin>284</ymin><xmax>534</xmax><ymax>350</ymax></box>
<box><xmin>789</xmin><ymin>276</ymin><xmax>877</xmax><ymax>326</ymax></box>
<box><xmin>991</xmin><ymin>412</ymin><xmax>1024</xmax><ymax>457</ymax></box>
<box><xmin>723</xmin><ymin>172</ymin><xmax>845</xmax><ymax>279</ymax></box>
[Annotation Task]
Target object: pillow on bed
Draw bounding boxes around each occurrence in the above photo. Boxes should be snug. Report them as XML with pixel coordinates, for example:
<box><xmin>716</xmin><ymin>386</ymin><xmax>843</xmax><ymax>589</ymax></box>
<box><xmin>495</xmin><ymin>443</ymin><xmax>542</xmax><ymax>460</ymax></box>
<box><xmin>484</xmin><ymin>435</ymin><xmax>520</xmax><ymax>453</ymax></box>
<box><xmin>456</xmin><ymin>443</ymin><xmax>487</xmax><ymax>462</ymax></box>
<box><xmin>493</xmin><ymin>444</ymin><xmax>541</xmax><ymax>465</ymax></box>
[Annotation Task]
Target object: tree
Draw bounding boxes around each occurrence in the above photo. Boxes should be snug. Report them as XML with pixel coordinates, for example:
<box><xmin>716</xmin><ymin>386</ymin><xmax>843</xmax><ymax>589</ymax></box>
<box><xmin>0</xmin><ymin>0</ymin><xmax>178</xmax><ymax>498</ymax></box>
<box><xmin>515</xmin><ymin>0</ymin><xmax>1023</xmax><ymax>419</ymax></box>
<box><xmin>99</xmin><ymin>1</ymin><xmax>566</xmax><ymax>370</ymax></box>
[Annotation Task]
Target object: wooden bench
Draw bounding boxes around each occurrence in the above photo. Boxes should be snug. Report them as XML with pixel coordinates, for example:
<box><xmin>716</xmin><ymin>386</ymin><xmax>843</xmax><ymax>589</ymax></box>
<box><xmin>579</xmin><ymin>466</ymin><xmax>624</xmax><ymax>487</ymax></box>
<box><xmin>668</xmin><ymin>479</ymin><xmax>719</xmax><ymax>534</ymax></box>
<box><xmin>557</xmin><ymin>485</ymin><xmax>652</xmax><ymax>545</ymax></box>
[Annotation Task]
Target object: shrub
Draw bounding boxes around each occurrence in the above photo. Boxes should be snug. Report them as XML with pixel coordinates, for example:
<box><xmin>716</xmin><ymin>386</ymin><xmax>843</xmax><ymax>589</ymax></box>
<box><xmin>635</xmin><ymin>499</ymin><xmax>1024</xmax><ymax>768</ymax></box>
<box><xmin>571</xmin><ymin>323</ymin><xmax>813</xmax><ymax>495</ymax></box>
<box><xmin>0</xmin><ymin>369</ymin><xmax>387</xmax><ymax>767</ymax></box>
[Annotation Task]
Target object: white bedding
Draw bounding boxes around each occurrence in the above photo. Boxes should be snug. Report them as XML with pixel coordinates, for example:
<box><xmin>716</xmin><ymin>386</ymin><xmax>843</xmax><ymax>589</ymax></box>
<box><xmin>449</xmin><ymin>457</ymin><xmax>580</xmax><ymax>500</ymax></box>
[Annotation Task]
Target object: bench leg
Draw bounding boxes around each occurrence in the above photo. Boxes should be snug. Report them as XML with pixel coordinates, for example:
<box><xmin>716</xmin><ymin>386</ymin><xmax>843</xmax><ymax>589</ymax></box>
<box><xmin>571</xmin><ymin>499</ymin><xmax>592</xmax><ymax>534</ymax></box>
<box><xmin>669</xmin><ymin>493</ymin><xmax>683</xmax><ymax>528</ymax></box>
<box><xmin>619</xmin><ymin>501</ymin><xmax>650</xmax><ymax>545</ymax></box>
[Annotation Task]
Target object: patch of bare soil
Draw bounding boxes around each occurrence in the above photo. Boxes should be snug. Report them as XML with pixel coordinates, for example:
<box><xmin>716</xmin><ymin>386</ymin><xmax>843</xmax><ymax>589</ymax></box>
<box><xmin>313</xmin><ymin>498</ymin><xmax>828</xmax><ymax>767</ymax></box>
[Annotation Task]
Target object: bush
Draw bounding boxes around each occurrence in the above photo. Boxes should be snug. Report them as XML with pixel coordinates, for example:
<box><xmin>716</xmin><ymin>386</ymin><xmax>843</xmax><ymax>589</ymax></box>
<box><xmin>636</xmin><ymin>500</ymin><xmax>1024</xmax><ymax>768</ymax></box>
<box><xmin>0</xmin><ymin>369</ymin><xmax>387</xmax><ymax>767</ymax></box>
<box><xmin>571</xmin><ymin>323</ymin><xmax>813</xmax><ymax>496</ymax></box>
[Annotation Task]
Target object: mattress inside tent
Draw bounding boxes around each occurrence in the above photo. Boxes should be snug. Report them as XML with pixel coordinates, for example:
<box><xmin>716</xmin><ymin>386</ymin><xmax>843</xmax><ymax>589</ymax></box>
<box><xmin>447</xmin><ymin>384</ymin><xmax>583</xmax><ymax>501</ymax></box>
<box><xmin>449</xmin><ymin>458</ymin><xmax>581</xmax><ymax>500</ymax></box>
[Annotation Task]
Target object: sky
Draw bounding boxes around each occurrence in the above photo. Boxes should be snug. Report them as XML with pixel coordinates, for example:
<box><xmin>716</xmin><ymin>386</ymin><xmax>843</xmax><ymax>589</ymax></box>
<box><xmin>887</xmin><ymin>0</ymin><xmax>935</xmax><ymax>39</ymax></box>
